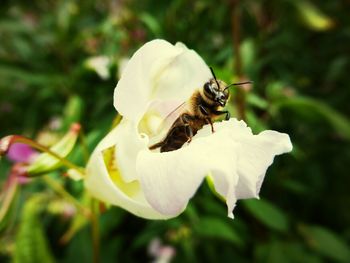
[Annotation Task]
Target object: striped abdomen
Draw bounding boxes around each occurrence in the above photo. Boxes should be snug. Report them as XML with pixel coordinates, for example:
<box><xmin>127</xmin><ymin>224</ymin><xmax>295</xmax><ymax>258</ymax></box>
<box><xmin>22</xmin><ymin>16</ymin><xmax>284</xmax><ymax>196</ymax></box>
<box><xmin>149</xmin><ymin>114</ymin><xmax>206</xmax><ymax>152</ymax></box>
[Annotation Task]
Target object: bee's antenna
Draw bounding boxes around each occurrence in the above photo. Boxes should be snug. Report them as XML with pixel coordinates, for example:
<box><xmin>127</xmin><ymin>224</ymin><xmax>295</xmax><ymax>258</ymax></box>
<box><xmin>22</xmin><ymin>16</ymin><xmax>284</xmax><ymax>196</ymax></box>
<box><xmin>224</xmin><ymin>81</ymin><xmax>253</xmax><ymax>91</ymax></box>
<box><xmin>210</xmin><ymin>67</ymin><xmax>220</xmax><ymax>88</ymax></box>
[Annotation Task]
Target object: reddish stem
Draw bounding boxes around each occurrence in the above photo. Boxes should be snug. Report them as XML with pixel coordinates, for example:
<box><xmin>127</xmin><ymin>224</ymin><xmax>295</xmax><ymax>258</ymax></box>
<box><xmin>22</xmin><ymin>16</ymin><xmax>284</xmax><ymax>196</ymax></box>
<box><xmin>0</xmin><ymin>135</ymin><xmax>84</xmax><ymax>174</ymax></box>
<box><xmin>230</xmin><ymin>0</ymin><xmax>246</xmax><ymax>120</ymax></box>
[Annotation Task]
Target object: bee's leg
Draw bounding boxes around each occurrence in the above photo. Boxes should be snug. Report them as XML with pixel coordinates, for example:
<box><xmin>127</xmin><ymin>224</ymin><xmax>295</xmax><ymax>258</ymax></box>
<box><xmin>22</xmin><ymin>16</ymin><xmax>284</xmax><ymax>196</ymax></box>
<box><xmin>155</xmin><ymin>125</ymin><xmax>183</xmax><ymax>152</ymax></box>
<box><xmin>199</xmin><ymin>105</ymin><xmax>209</xmax><ymax>116</ymax></box>
<box><xmin>149</xmin><ymin>141</ymin><xmax>164</xmax><ymax>150</ymax></box>
<box><xmin>185</xmin><ymin>125</ymin><xmax>193</xmax><ymax>143</ymax></box>
<box><xmin>213</xmin><ymin>110</ymin><xmax>230</xmax><ymax>120</ymax></box>
<box><xmin>181</xmin><ymin>114</ymin><xmax>194</xmax><ymax>143</ymax></box>
<box><xmin>199</xmin><ymin>105</ymin><xmax>215</xmax><ymax>133</ymax></box>
<box><xmin>207</xmin><ymin>118</ymin><xmax>215</xmax><ymax>133</ymax></box>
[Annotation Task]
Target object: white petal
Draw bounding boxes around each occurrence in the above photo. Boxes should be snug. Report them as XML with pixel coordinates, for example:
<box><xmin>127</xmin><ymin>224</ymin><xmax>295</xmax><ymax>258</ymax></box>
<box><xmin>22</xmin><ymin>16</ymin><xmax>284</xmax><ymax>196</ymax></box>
<box><xmin>151</xmin><ymin>42</ymin><xmax>211</xmax><ymax>102</ymax></box>
<box><xmin>85</xmin><ymin>56</ymin><xmax>110</xmax><ymax>80</ymax></box>
<box><xmin>136</xmin><ymin>128</ymin><xmax>240</xmax><ymax>217</ymax></box>
<box><xmin>113</xmin><ymin>120</ymin><xmax>149</xmax><ymax>183</ymax></box>
<box><xmin>195</xmin><ymin>118</ymin><xmax>292</xmax><ymax>200</ymax></box>
<box><xmin>85</xmin><ymin>120</ymin><xmax>170</xmax><ymax>219</ymax></box>
<box><xmin>90</xmin><ymin>119</ymin><xmax>147</xmax><ymax>183</ymax></box>
<box><xmin>234</xmin><ymin>129</ymin><xmax>293</xmax><ymax>199</ymax></box>
<box><xmin>114</xmin><ymin>39</ymin><xmax>211</xmax><ymax>122</ymax></box>
<box><xmin>114</xmin><ymin>40</ymin><xmax>180</xmax><ymax>121</ymax></box>
<box><xmin>136</xmin><ymin>118</ymin><xmax>292</xmax><ymax>218</ymax></box>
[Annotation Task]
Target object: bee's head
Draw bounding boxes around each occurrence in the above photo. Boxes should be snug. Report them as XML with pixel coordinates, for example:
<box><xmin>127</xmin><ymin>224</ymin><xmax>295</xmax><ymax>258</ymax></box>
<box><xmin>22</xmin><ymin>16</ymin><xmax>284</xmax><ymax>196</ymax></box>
<box><xmin>206</xmin><ymin>67</ymin><xmax>253</xmax><ymax>107</ymax></box>
<box><xmin>204</xmin><ymin>79</ymin><xmax>228</xmax><ymax>107</ymax></box>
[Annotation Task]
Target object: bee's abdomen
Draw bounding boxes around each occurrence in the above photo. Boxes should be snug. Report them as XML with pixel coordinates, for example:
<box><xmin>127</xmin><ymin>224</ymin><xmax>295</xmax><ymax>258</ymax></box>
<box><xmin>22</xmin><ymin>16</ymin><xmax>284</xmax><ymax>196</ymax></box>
<box><xmin>160</xmin><ymin>125</ymin><xmax>194</xmax><ymax>152</ymax></box>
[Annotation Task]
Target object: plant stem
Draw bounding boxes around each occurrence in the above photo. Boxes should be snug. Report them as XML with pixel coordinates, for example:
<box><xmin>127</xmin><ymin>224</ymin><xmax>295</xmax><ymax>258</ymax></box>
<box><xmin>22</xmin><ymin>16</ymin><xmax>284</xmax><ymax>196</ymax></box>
<box><xmin>230</xmin><ymin>0</ymin><xmax>246</xmax><ymax>120</ymax></box>
<box><xmin>0</xmin><ymin>177</ymin><xmax>18</xmax><ymax>223</ymax></box>
<box><xmin>43</xmin><ymin>176</ymin><xmax>90</xmax><ymax>217</ymax></box>
<box><xmin>79</xmin><ymin>127</ymin><xmax>90</xmax><ymax>164</ymax></box>
<box><xmin>91</xmin><ymin>198</ymin><xmax>100</xmax><ymax>263</ymax></box>
<box><xmin>0</xmin><ymin>135</ymin><xmax>85</xmax><ymax>175</ymax></box>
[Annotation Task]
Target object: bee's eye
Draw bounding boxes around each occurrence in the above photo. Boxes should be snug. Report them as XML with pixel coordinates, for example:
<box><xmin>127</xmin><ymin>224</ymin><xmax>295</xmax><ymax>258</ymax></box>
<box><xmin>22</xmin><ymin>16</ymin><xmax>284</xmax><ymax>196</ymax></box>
<box><xmin>223</xmin><ymin>89</ymin><xmax>229</xmax><ymax>97</ymax></box>
<box><xmin>204</xmin><ymin>83</ymin><xmax>214</xmax><ymax>95</ymax></box>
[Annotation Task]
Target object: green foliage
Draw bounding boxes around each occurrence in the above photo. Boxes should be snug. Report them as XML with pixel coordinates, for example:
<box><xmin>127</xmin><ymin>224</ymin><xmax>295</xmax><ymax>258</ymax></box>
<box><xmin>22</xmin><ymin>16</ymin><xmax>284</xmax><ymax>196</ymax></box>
<box><xmin>243</xmin><ymin>199</ymin><xmax>289</xmax><ymax>232</ymax></box>
<box><xmin>293</xmin><ymin>0</ymin><xmax>334</xmax><ymax>31</ymax></box>
<box><xmin>254</xmin><ymin>241</ymin><xmax>323</xmax><ymax>263</ymax></box>
<box><xmin>193</xmin><ymin>216</ymin><xmax>243</xmax><ymax>246</ymax></box>
<box><xmin>274</xmin><ymin>96</ymin><xmax>350</xmax><ymax>140</ymax></box>
<box><xmin>300</xmin><ymin>224</ymin><xmax>350</xmax><ymax>262</ymax></box>
<box><xmin>13</xmin><ymin>195</ymin><xmax>54</xmax><ymax>263</ymax></box>
<box><xmin>62</xmin><ymin>96</ymin><xmax>84</xmax><ymax>131</ymax></box>
<box><xmin>0</xmin><ymin>0</ymin><xmax>350</xmax><ymax>262</ymax></box>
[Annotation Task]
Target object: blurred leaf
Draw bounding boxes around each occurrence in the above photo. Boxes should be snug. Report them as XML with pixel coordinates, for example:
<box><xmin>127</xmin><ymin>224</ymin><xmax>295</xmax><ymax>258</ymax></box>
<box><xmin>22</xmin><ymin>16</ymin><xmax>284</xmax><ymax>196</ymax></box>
<box><xmin>57</xmin><ymin>1</ymin><xmax>78</xmax><ymax>30</ymax></box>
<box><xmin>67</xmin><ymin>129</ymin><xmax>104</xmax><ymax>166</ymax></box>
<box><xmin>183</xmin><ymin>202</ymin><xmax>199</xmax><ymax>221</ymax></box>
<box><xmin>282</xmin><ymin>242</ymin><xmax>323</xmax><ymax>263</ymax></box>
<box><xmin>281</xmin><ymin>179</ymin><xmax>308</xmax><ymax>195</ymax></box>
<box><xmin>13</xmin><ymin>195</ymin><xmax>54</xmax><ymax>263</ymax></box>
<box><xmin>64</xmin><ymin>225</ymin><xmax>93</xmax><ymax>263</ymax></box>
<box><xmin>246</xmin><ymin>110</ymin><xmax>268</xmax><ymax>133</ymax></box>
<box><xmin>246</xmin><ymin>93</ymin><xmax>268</xmax><ymax>109</ymax></box>
<box><xmin>0</xmin><ymin>66</ymin><xmax>63</xmax><ymax>87</ymax></box>
<box><xmin>205</xmin><ymin>175</ymin><xmax>225</xmax><ymax>202</ymax></box>
<box><xmin>27</xmin><ymin>123</ymin><xmax>81</xmax><ymax>175</ymax></box>
<box><xmin>325</xmin><ymin>57</ymin><xmax>349</xmax><ymax>83</ymax></box>
<box><xmin>60</xmin><ymin>211</ymin><xmax>87</xmax><ymax>244</ymax></box>
<box><xmin>254</xmin><ymin>241</ymin><xmax>289</xmax><ymax>263</ymax></box>
<box><xmin>0</xmin><ymin>178</ymin><xmax>18</xmax><ymax>229</ymax></box>
<box><xmin>255</xmin><ymin>241</ymin><xmax>323</xmax><ymax>263</ymax></box>
<box><xmin>243</xmin><ymin>199</ymin><xmax>289</xmax><ymax>232</ymax></box>
<box><xmin>241</xmin><ymin>39</ymin><xmax>256</xmax><ymax>74</ymax></box>
<box><xmin>265</xmin><ymin>81</ymin><xmax>287</xmax><ymax>101</ymax></box>
<box><xmin>294</xmin><ymin>0</ymin><xmax>334</xmax><ymax>31</ymax></box>
<box><xmin>139</xmin><ymin>13</ymin><xmax>162</xmax><ymax>36</ymax></box>
<box><xmin>132</xmin><ymin>222</ymin><xmax>164</xmax><ymax>249</ymax></box>
<box><xmin>62</xmin><ymin>95</ymin><xmax>84</xmax><ymax>131</ymax></box>
<box><xmin>274</xmin><ymin>97</ymin><xmax>350</xmax><ymax>140</ymax></box>
<box><xmin>193</xmin><ymin>217</ymin><xmax>243</xmax><ymax>247</ymax></box>
<box><xmin>300</xmin><ymin>225</ymin><xmax>350</xmax><ymax>262</ymax></box>
<box><xmin>99</xmin><ymin>208</ymin><xmax>126</xmax><ymax>238</ymax></box>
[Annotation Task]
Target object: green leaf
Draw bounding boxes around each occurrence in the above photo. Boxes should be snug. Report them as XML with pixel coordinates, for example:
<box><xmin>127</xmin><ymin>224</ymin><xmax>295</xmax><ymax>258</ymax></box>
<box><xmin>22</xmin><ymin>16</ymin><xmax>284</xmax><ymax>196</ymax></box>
<box><xmin>27</xmin><ymin>123</ymin><xmax>81</xmax><ymax>175</ymax></box>
<box><xmin>255</xmin><ymin>241</ymin><xmax>289</xmax><ymax>263</ymax></box>
<box><xmin>62</xmin><ymin>95</ymin><xmax>84</xmax><ymax>131</ymax></box>
<box><xmin>246</xmin><ymin>110</ymin><xmax>268</xmax><ymax>133</ymax></box>
<box><xmin>139</xmin><ymin>13</ymin><xmax>162</xmax><ymax>36</ymax></box>
<box><xmin>275</xmin><ymin>97</ymin><xmax>350</xmax><ymax>140</ymax></box>
<box><xmin>282</xmin><ymin>179</ymin><xmax>308</xmax><ymax>195</ymax></box>
<box><xmin>241</xmin><ymin>39</ymin><xmax>256</xmax><ymax>74</ymax></box>
<box><xmin>294</xmin><ymin>0</ymin><xmax>334</xmax><ymax>31</ymax></box>
<box><xmin>246</xmin><ymin>93</ymin><xmax>268</xmax><ymax>109</ymax></box>
<box><xmin>0</xmin><ymin>178</ymin><xmax>18</xmax><ymax>229</ymax></box>
<box><xmin>300</xmin><ymin>225</ymin><xmax>350</xmax><ymax>262</ymax></box>
<box><xmin>255</xmin><ymin>241</ymin><xmax>323</xmax><ymax>263</ymax></box>
<box><xmin>13</xmin><ymin>195</ymin><xmax>55</xmax><ymax>263</ymax></box>
<box><xmin>193</xmin><ymin>217</ymin><xmax>243</xmax><ymax>246</ymax></box>
<box><xmin>243</xmin><ymin>199</ymin><xmax>289</xmax><ymax>232</ymax></box>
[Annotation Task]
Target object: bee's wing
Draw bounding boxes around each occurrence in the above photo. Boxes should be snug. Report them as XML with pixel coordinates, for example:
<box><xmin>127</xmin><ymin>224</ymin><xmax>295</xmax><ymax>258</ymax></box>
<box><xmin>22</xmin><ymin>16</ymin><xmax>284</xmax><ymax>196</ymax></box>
<box><xmin>163</xmin><ymin>101</ymin><xmax>186</xmax><ymax>122</ymax></box>
<box><xmin>148</xmin><ymin>101</ymin><xmax>187</xmax><ymax>144</ymax></box>
<box><xmin>158</xmin><ymin>101</ymin><xmax>187</xmax><ymax>132</ymax></box>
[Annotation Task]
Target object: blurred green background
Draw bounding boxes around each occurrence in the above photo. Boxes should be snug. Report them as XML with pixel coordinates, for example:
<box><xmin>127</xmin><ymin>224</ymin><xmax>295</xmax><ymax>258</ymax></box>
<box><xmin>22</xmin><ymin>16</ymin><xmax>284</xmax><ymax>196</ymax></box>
<box><xmin>1</xmin><ymin>0</ymin><xmax>350</xmax><ymax>262</ymax></box>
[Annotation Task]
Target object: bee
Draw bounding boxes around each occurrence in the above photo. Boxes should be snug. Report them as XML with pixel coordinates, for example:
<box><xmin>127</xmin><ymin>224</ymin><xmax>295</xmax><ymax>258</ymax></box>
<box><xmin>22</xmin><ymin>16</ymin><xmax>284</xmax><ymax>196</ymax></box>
<box><xmin>149</xmin><ymin>67</ymin><xmax>252</xmax><ymax>152</ymax></box>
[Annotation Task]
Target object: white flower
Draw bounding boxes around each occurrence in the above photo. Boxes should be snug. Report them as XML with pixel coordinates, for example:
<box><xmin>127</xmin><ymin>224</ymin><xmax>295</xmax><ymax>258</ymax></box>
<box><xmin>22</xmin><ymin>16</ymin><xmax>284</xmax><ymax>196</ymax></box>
<box><xmin>84</xmin><ymin>39</ymin><xmax>292</xmax><ymax>219</ymax></box>
<box><xmin>85</xmin><ymin>55</ymin><xmax>111</xmax><ymax>80</ymax></box>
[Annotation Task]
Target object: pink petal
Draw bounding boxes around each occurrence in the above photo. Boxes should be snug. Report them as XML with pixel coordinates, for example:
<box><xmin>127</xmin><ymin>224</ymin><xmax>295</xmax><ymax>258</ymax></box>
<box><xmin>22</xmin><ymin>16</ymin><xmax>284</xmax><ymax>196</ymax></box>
<box><xmin>7</xmin><ymin>143</ymin><xmax>38</xmax><ymax>163</ymax></box>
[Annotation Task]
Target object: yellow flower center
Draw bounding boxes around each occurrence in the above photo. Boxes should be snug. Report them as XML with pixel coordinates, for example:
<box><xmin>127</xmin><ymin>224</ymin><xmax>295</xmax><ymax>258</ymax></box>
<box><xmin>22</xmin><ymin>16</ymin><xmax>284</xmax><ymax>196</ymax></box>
<box><xmin>102</xmin><ymin>146</ymin><xmax>140</xmax><ymax>198</ymax></box>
